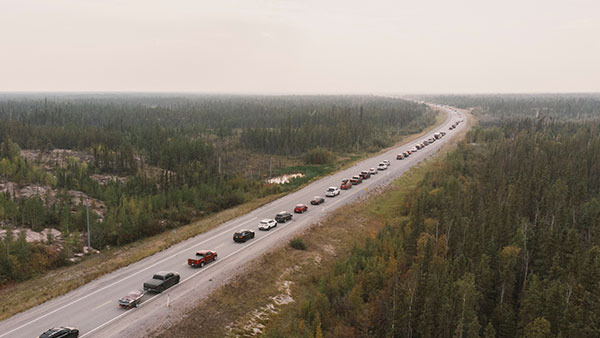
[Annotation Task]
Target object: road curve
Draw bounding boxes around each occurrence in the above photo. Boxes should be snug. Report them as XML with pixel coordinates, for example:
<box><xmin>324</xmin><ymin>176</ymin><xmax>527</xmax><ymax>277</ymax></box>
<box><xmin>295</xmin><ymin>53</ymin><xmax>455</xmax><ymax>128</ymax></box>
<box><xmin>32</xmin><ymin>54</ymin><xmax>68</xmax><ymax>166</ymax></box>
<box><xmin>0</xmin><ymin>103</ymin><xmax>467</xmax><ymax>338</ymax></box>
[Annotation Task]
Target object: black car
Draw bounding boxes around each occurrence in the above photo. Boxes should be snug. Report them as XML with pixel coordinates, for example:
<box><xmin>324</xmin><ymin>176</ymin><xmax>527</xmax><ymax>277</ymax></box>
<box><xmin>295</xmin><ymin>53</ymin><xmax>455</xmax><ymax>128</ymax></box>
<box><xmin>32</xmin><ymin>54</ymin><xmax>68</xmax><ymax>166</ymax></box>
<box><xmin>233</xmin><ymin>229</ymin><xmax>255</xmax><ymax>242</ymax></box>
<box><xmin>275</xmin><ymin>211</ymin><xmax>293</xmax><ymax>223</ymax></box>
<box><xmin>310</xmin><ymin>196</ymin><xmax>325</xmax><ymax>205</ymax></box>
<box><xmin>143</xmin><ymin>271</ymin><xmax>180</xmax><ymax>293</ymax></box>
<box><xmin>359</xmin><ymin>171</ymin><xmax>371</xmax><ymax>179</ymax></box>
<box><xmin>39</xmin><ymin>327</ymin><xmax>79</xmax><ymax>338</ymax></box>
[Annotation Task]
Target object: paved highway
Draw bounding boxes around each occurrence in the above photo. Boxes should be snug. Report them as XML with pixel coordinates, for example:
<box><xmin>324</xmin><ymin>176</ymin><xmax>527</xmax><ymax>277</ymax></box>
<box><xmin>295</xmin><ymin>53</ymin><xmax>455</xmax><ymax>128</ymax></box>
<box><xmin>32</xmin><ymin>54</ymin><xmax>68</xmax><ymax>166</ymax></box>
<box><xmin>0</xmin><ymin>104</ymin><xmax>467</xmax><ymax>337</ymax></box>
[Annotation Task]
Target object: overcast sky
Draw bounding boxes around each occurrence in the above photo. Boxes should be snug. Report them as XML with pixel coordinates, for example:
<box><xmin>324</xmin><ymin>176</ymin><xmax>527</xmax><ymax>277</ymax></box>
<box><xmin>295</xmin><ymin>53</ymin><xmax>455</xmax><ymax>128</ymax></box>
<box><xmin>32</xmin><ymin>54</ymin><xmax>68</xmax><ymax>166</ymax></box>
<box><xmin>1</xmin><ymin>0</ymin><xmax>599</xmax><ymax>93</ymax></box>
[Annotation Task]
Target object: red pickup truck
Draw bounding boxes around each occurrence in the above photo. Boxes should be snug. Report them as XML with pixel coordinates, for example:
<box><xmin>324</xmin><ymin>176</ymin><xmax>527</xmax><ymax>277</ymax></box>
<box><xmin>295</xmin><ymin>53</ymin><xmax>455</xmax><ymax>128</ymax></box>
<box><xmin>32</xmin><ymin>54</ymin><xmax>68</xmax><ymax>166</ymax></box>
<box><xmin>188</xmin><ymin>250</ymin><xmax>217</xmax><ymax>268</ymax></box>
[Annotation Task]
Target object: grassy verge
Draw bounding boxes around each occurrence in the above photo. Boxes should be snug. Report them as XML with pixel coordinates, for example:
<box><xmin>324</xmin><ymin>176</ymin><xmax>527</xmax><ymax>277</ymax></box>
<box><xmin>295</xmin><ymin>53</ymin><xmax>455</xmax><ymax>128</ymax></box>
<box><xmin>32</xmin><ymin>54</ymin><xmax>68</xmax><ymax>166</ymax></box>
<box><xmin>0</xmin><ymin>193</ymin><xmax>284</xmax><ymax>321</ymax></box>
<box><xmin>152</xmin><ymin>113</ymin><xmax>470</xmax><ymax>337</ymax></box>
<box><xmin>0</xmin><ymin>106</ymin><xmax>448</xmax><ymax>322</ymax></box>
<box><xmin>152</xmin><ymin>155</ymin><xmax>437</xmax><ymax>337</ymax></box>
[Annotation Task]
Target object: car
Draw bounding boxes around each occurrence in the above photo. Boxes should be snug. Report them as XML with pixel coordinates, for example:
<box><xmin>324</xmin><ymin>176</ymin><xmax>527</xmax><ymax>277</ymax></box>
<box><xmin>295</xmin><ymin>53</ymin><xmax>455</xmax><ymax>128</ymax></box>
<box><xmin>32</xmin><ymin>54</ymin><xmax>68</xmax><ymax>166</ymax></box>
<box><xmin>382</xmin><ymin>160</ymin><xmax>391</xmax><ymax>167</ymax></box>
<box><xmin>403</xmin><ymin>152</ymin><xmax>409</xmax><ymax>157</ymax></box>
<box><xmin>258</xmin><ymin>219</ymin><xmax>277</xmax><ymax>230</ymax></box>
<box><xmin>38</xmin><ymin>327</ymin><xmax>79</xmax><ymax>338</ymax></box>
<box><xmin>350</xmin><ymin>175</ymin><xmax>363</xmax><ymax>184</ymax></box>
<box><xmin>410</xmin><ymin>147</ymin><xmax>418</xmax><ymax>152</ymax></box>
<box><xmin>143</xmin><ymin>271</ymin><xmax>180</xmax><ymax>293</ymax></box>
<box><xmin>369</xmin><ymin>168</ymin><xmax>377</xmax><ymax>175</ymax></box>
<box><xmin>396</xmin><ymin>154</ymin><xmax>404</xmax><ymax>160</ymax></box>
<box><xmin>359</xmin><ymin>171</ymin><xmax>371</xmax><ymax>179</ymax></box>
<box><xmin>310</xmin><ymin>196</ymin><xmax>325</xmax><ymax>205</ymax></box>
<box><xmin>233</xmin><ymin>229</ymin><xmax>256</xmax><ymax>241</ymax></box>
<box><xmin>118</xmin><ymin>290</ymin><xmax>144</xmax><ymax>309</ymax></box>
<box><xmin>415</xmin><ymin>144</ymin><xmax>422</xmax><ymax>150</ymax></box>
<box><xmin>377</xmin><ymin>162</ymin><xmax>387</xmax><ymax>170</ymax></box>
<box><xmin>275</xmin><ymin>211</ymin><xmax>293</xmax><ymax>223</ymax></box>
<box><xmin>340</xmin><ymin>179</ymin><xmax>352</xmax><ymax>190</ymax></box>
<box><xmin>423</xmin><ymin>140</ymin><xmax>429</xmax><ymax>145</ymax></box>
<box><xmin>294</xmin><ymin>204</ymin><xmax>308</xmax><ymax>213</ymax></box>
<box><xmin>187</xmin><ymin>250</ymin><xmax>217</xmax><ymax>267</ymax></box>
<box><xmin>326</xmin><ymin>186</ymin><xmax>340</xmax><ymax>197</ymax></box>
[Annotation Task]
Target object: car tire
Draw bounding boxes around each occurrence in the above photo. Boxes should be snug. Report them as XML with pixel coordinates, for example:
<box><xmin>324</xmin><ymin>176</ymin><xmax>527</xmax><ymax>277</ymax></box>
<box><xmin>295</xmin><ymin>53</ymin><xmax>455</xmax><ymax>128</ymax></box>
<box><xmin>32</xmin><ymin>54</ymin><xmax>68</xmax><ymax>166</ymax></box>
<box><xmin>200</xmin><ymin>261</ymin><xmax>205</xmax><ymax>268</ymax></box>
<box><xmin>158</xmin><ymin>286</ymin><xmax>164</xmax><ymax>293</ymax></box>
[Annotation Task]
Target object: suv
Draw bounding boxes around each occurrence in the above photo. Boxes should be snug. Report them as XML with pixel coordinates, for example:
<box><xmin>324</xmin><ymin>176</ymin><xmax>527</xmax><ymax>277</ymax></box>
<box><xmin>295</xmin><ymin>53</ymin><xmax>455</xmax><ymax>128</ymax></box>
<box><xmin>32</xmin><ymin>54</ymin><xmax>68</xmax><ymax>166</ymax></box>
<box><xmin>258</xmin><ymin>219</ymin><xmax>277</xmax><ymax>230</ymax></box>
<box><xmin>294</xmin><ymin>204</ymin><xmax>308</xmax><ymax>213</ymax></box>
<box><xmin>326</xmin><ymin>186</ymin><xmax>340</xmax><ymax>197</ymax></box>
<box><xmin>38</xmin><ymin>327</ymin><xmax>79</xmax><ymax>338</ymax></box>
<box><xmin>234</xmin><ymin>229</ymin><xmax>255</xmax><ymax>242</ymax></box>
<box><xmin>359</xmin><ymin>171</ymin><xmax>371</xmax><ymax>179</ymax></box>
<box><xmin>377</xmin><ymin>162</ymin><xmax>387</xmax><ymax>170</ymax></box>
<box><xmin>340</xmin><ymin>179</ymin><xmax>352</xmax><ymax>190</ymax></box>
<box><xmin>275</xmin><ymin>211</ymin><xmax>293</xmax><ymax>223</ymax></box>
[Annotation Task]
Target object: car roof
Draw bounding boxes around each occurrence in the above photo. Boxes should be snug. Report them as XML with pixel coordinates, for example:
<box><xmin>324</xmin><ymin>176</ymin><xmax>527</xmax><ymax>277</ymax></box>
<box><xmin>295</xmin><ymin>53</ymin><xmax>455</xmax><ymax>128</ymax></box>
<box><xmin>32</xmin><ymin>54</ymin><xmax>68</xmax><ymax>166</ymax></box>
<box><xmin>260</xmin><ymin>219</ymin><xmax>273</xmax><ymax>222</ymax></box>
<box><xmin>196</xmin><ymin>250</ymin><xmax>211</xmax><ymax>254</ymax></box>
<box><xmin>296</xmin><ymin>204</ymin><xmax>305</xmax><ymax>206</ymax></box>
<box><xmin>238</xmin><ymin>229</ymin><xmax>252</xmax><ymax>232</ymax></box>
<box><xmin>328</xmin><ymin>186</ymin><xmax>336</xmax><ymax>189</ymax></box>
<box><xmin>313</xmin><ymin>196</ymin><xmax>322</xmax><ymax>199</ymax></box>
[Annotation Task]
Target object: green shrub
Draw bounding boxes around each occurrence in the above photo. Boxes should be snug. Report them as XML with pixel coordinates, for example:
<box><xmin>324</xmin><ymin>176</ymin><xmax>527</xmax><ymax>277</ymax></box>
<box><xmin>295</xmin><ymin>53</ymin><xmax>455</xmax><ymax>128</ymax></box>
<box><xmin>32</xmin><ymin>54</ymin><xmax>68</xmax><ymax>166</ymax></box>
<box><xmin>304</xmin><ymin>147</ymin><xmax>334</xmax><ymax>165</ymax></box>
<box><xmin>289</xmin><ymin>237</ymin><xmax>307</xmax><ymax>250</ymax></box>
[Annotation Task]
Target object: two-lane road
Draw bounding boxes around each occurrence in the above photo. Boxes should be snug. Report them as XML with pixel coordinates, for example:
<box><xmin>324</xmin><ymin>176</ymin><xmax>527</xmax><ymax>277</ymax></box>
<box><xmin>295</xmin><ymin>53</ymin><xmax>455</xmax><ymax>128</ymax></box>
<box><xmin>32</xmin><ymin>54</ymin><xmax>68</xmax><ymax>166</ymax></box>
<box><xmin>0</xmin><ymin>104</ymin><xmax>467</xmax><ymax>337</ymax></box>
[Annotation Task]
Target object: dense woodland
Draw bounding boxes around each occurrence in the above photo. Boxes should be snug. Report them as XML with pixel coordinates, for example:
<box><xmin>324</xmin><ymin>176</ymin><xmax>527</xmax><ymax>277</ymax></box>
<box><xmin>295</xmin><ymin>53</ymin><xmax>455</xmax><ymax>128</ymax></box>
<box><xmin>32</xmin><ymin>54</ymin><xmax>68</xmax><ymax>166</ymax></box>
<box><xmin>415</xmin><ymin>93</ymin><xmax>600</xmax><ymax>120</ymax></box>
<box><xmin>0</xmin><ymin>94</ymin><xmax>434</xmax><ymax>284</ymax></box>
<box><xmin>265</xmin><ymin>98</ymin><xmax>600</xmax><ymax>337</ymax></box>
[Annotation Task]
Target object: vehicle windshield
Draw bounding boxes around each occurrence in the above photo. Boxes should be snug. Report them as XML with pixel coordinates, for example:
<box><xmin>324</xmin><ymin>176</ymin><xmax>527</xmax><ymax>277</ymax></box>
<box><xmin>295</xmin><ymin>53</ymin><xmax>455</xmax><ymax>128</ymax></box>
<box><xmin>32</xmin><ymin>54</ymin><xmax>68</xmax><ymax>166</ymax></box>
<box><xmin>196</xmin><ymin>253</ymin><xmax>204</xmax><ymax>257</ymax></box>
<box><xmin>327</xmin><ymin>188</ymin><xmax>334</xmax><ymax>191</ymax></box>
<box><xmin>260</xmin><ymin>221</ymin><xmax>268</xmax><ymax>224</ymax></box>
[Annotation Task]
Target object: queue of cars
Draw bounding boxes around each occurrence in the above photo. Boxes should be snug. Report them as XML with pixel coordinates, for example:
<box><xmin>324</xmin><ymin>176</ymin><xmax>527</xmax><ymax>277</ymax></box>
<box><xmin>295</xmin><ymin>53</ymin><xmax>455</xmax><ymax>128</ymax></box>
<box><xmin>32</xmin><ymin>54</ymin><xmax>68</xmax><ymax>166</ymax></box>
<box><xmin>40</xmin><ymin>124</ymin><xmax>457</xmax><ymax>337</ymax></box>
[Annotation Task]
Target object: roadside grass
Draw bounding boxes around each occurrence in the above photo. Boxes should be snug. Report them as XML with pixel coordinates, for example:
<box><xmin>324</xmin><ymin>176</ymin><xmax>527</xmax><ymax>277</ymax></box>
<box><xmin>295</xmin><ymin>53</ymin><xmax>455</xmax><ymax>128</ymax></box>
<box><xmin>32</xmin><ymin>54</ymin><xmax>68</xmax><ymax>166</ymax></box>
<box><xmin>151</xmin><ymin>109</ymin><xmax>470</xmax><ymax>338</ymax></box>
<box><xmin>0</xmin><ymin>107</ymin><xmax>448</xmax><ymax>322</ymax></box>
<box><xmin>152</xmin><ymin>158</ymin><xmax>436</xmax><ymax>338</ymax></box>
<box><xmin>0</xmin><ymin>193</ymin><xmax>284</xmax><ymax>321</ymax></box>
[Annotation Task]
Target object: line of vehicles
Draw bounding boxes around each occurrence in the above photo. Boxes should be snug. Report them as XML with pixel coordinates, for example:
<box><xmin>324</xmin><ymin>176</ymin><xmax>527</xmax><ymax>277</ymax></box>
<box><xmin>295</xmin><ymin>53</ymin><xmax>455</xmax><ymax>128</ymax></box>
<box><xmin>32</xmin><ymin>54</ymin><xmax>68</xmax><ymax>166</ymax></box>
<box><xmin>37</xmin><ymin>124</ymin><xmax>456</xmax><ymax>338</ymax></box>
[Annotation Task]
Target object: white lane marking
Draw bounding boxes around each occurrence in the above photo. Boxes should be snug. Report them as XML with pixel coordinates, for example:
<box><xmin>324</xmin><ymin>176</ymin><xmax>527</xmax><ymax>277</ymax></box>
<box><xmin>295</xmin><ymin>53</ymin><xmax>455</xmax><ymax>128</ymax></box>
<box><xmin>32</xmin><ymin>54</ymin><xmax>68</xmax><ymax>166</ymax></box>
<box><xmin>81</xmin><ymin>219</ymin><xmax>295</xmax><ymax>337</ymax></box>
<box><xmin>0</xmin><ymin>216</ymin><xmax>257</xmax><ymax>338</ymax></box>
<box><xmin>92</xmin><ymin>300</ymin><xmax>112</xmax><ymax>312</ymax></box>
<box><xmin>9</xmin><ymin>108</ymin><xmax>463</xmax><ymax>338</ymax></box>
<box><xmin>214</xmin><ymin>243</ymin><xmax>225</xmax><ymax>249</ymax></box>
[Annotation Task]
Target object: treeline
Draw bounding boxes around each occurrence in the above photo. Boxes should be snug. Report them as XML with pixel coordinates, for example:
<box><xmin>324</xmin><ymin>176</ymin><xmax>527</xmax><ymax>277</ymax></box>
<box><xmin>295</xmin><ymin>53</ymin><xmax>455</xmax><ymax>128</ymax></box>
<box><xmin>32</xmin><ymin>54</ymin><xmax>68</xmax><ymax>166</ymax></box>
<box><xmin>0</xmin><ymin>95</ymin><xmax>435</xmax><ymax>285</ymax></box>
<box><xmin>414</xmin><ymin>93</ymin><xmax>600</xmax><ymax>120</ymax></box>
<box><xmin>0</xmin><ymin>95</ymin><xmax>433</xmax><ymax>162</ymax></box>
<box><xmin>265</xmin><ymin>118</ymin><xmax>600</xmax><ymax>337</ymax></box>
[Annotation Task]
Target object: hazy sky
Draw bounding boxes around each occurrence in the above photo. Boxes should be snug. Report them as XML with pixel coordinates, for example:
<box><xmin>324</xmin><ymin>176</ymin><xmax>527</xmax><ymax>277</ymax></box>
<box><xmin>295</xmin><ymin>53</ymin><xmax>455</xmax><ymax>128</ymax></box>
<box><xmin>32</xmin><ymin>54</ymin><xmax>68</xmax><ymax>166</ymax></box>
<box><xmin>1</xmin><ymin>0</ymin><xmax>599</xmax><ymax>93</ymax></box>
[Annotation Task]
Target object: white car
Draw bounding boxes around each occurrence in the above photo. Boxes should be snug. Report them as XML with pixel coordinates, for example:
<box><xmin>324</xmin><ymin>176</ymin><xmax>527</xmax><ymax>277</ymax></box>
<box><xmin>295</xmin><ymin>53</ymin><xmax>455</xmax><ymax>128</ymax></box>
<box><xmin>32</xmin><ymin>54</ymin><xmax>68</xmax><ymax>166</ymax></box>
<box><xmin>377</xmin><ymin>162</ymin><xmax>387</xmax><ymax>170</ymax></box>
<box><xmin>410</xmin><ymin>147</ymin><xmax>418</xmax><ymax>152</ymax></box>
<box><xmin>325</xmin><ymin>186</ymin><xmax>340</xmax><ymax>197</ymax></box>
<box><xmin>369</xmin><ymin>168</ymin><xmax>377</xmax><ymax>175</ymax></box>
<box><xmin>382</xmin><ymin>160</ymin><xmax>390</xmax><ymax>167</ymax></box>
<box><xmin>258</xmin><ymin>219</ymin><xmax>277</xmax><ymax>231</ymax></box>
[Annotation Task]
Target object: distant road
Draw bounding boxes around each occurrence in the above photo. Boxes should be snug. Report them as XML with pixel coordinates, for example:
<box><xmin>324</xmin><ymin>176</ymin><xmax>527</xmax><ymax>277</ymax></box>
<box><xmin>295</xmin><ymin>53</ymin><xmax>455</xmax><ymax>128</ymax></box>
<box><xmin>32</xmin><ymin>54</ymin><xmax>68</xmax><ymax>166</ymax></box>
<box><xmin>0</xmin><ymin>104</ymin><xmax>467</xmax><ymax>338</ymax></box>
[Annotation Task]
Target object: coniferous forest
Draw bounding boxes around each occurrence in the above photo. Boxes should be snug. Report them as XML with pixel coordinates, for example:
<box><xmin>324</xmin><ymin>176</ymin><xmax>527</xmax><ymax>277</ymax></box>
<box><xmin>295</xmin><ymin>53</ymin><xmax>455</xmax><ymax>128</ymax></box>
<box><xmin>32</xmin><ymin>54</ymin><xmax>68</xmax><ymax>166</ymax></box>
<box><xmin>0</xmin><ymin>94</ymin><xmax>434</xmax><ymax>284</ymax></box>
<box><xmin>263</xmin><ymin>95</ymin><xmax>600</xmax><ymax>337</ymax></box>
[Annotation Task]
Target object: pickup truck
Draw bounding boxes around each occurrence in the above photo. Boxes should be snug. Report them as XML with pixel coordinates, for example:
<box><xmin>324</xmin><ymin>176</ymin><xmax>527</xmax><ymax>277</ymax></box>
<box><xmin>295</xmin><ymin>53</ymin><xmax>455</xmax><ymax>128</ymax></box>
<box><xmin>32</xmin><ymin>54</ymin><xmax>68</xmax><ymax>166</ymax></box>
<box><xmin>188</xmin><ymin>250</ymin><xmax>217</xmax><ymax>268</ymax></box>
<box><xmin>143</xmin><ymin>271</ymin><xmax>180</xmax><ymax>293</ymax></box>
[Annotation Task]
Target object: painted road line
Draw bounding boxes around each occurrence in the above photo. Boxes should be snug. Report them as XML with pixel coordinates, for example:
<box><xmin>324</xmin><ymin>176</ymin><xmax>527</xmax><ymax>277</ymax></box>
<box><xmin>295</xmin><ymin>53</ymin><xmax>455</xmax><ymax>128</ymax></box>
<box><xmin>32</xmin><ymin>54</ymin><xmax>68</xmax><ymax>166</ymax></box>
<box><xmin>82</xmin><ymin>219</ymin><xmax>297</xmax><ymax>337</ymax></box>
<box><xmin>0</xmin><ymin>215</ymin><xmax>256</xmax><ymax>338</ymax></box>
<box><xmin>91</xmin><ymin>300</ymin><xmax>112</xmax><ymax>312</ymax></box>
